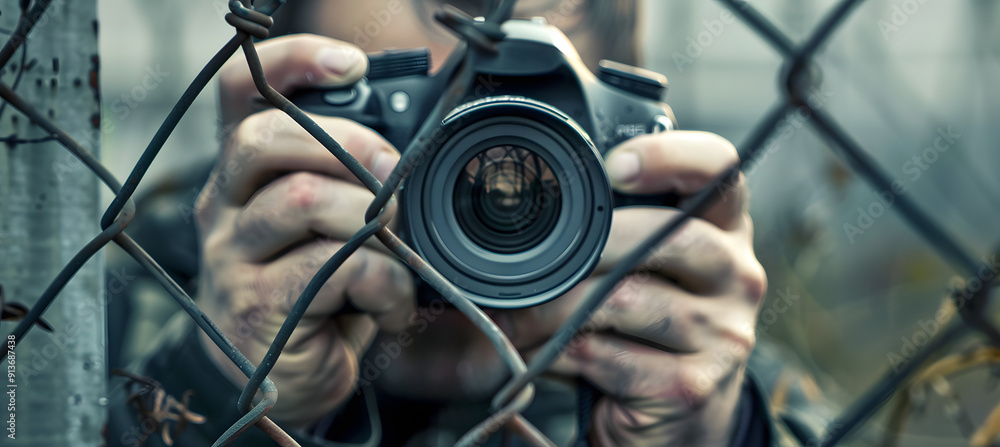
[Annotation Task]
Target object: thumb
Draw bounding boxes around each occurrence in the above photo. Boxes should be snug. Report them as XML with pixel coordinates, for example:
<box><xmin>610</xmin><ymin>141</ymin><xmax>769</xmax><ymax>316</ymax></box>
<box><xmin>220</xmin><ymin>34</ymin><xmax>368</xmax><ymax>128</ymax></box>
<box><xmin>603</xmin><ymin>131</ymin><xmax>738</xmax><ymax>195</ymax></box>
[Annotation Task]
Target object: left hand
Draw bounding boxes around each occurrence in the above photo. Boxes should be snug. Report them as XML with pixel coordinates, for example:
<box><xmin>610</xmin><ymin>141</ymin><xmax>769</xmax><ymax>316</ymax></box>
<box><xmin>500</xmin><ymin>131</ymin><xmax>766</xmax><ymax>447</ymax></box>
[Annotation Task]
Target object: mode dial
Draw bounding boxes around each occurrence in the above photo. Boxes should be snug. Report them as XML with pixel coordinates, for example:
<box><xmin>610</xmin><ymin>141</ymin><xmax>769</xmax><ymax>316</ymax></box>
<box><xmin>598</xmin><ymin>60</ymin><xmax>668</xmax><ymax>100</ymax></box>
<box><xmin>367</xmin><ymin>48</ymin><xmax>431</xmax><ymax>80</ymax></box>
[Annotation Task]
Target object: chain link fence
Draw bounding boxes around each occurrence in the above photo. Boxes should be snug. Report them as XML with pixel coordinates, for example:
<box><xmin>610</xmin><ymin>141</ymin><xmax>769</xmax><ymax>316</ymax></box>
<box><xmin>1</xmin><ymin>0</ymin><xmax>998</xmax><ymax>446</ymax></box>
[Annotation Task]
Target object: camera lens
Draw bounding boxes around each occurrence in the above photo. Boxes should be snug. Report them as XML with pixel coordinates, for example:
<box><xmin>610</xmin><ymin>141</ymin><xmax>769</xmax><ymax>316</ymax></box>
<box><xmin>403</xmin><ymin>97</ymin><xmax>612</xmax><ymax>308</ymax></box>
<box><xmin>453</xmin><ymin>145</ymin><xmax>561</xmax><ymax>254</ymax></box>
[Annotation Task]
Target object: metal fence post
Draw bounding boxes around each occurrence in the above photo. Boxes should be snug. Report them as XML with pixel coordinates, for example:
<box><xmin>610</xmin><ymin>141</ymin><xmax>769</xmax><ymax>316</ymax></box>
<box><xmin>0</xmin><ymin>0</ymin><xmax>105</xmax><ymax>445</ymax></box>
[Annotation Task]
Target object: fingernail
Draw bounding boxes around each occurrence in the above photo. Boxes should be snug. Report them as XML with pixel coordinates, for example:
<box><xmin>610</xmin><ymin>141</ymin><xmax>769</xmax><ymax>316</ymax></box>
<box><xmin>317</xmin><ymin>46</ymin><xmax>361</xmax><ymax>75</ymax></box>
<box><xmin>372</xmin><ymin>152</ymin><xmax>399</xmax><ymax>183</ymax></box>
<box><xmin>605</xmin><ymin>149</ymin><xmax>641</xmax><ymax>186</ymax></box>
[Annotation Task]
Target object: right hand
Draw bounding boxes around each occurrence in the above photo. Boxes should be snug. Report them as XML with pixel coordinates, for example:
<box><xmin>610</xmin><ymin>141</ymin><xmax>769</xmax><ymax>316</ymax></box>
<box><xmin>196</xmin><ymin>35</ymin><xmax>415</xmax><ymax>428</ymax></box>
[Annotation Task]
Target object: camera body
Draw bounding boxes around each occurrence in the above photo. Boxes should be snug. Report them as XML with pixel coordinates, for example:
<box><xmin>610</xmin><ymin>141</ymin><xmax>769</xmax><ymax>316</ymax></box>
<box><xmin>293</xmin><ymin>19</ymin><xmax>677</xmax><ymax>308</ymax></box>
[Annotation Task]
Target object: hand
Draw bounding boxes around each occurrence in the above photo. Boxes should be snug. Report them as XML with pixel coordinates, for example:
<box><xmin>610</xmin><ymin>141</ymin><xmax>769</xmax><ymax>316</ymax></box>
<box><xmin>502</xmin><ymin>131</ymin><xmax>765</xmax><ymax>446</ymax></box>
<box><xmin>196</xmin><ymin>35</ymin><xmax>414</xmax><ymax>428</ymax></box>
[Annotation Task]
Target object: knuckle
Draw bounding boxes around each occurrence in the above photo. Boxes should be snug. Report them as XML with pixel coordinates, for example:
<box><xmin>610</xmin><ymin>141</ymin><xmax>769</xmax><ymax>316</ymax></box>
<box><xmin>309</xmin><ymin>116</ymin><xmax>392</xmax><ymax>167</ymax></box>
<box><xmin>201</xmin><ymin>228</ymin><xmax>232</xmax><ymax>270</ymax></box>
<box><xmin>693</xmin><ymin>221</ymin><xmax>739</xmax><ymax>279</ymax></box>
<box><xmin>232</xmin><ymin>204</ymin><xmax>273</xmax><ymax>243</ymax></box>
<box><xmin>701</xmin><ymin>131</ymin><xmax>739</xmax><ymax>164</ymax></box>
<box><xmin>716</xmin><ymin>246</ymin><xmax>740</xmax><ymax>282</ymax></box>
<box><xmin>730</xmin><ymin>329</ymin><xmax>757</xmax><ymax>358</ymax></box>
<box><xmin>676</xmin><ymin>362</ymin><xmax>712</xmax><ymax>409</ymax></box>
<box><xmin>737</xmin><ymin>258</ymin><xmax>768</xmax><ymax>305</ymax></box>
<box><xmin>229</xmin><ymin>109</ymin><xmax>291</xmax><ymax>154</ymax></box>
<box><xmin>713</xmin><ymin>314</ymin><xmax>756</xmax><ymax>358</ymax></box>
<box><xmin>282</xmin><ymin>171</ymin><xmax>325</xmax><ymax>212</ymax></box>
<box><xmin>604</xmin><ymin>277</ymin><xmax>641</xmax><ymax>312</ymax></box>
<box><xmin>193</xmin><ymin>183</ymin><xmax>216</xmax><ymax>229</ymax></box>
<box><xmin>724</xmin><ymin>170</ymin><xmax>748</xmax><ymax>197</ymax></box>
<box><xmin>346</xmin><ymin>248</ymin><xmax>379</xmax><ymax>293</ymax></box>
<box><xmin>333</xmin><ymin>119</ymin><xmax>391</xmax><ymax>160</ymax></box>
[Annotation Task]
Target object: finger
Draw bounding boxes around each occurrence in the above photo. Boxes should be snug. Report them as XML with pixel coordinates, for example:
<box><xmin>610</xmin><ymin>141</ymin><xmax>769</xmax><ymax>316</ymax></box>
<box><xmin>553</xmin><ymin>333</ymin><xmax>746</xmax><ymax>414</ymax></box>
<box><xmin>502</xmin><ymin>211</ymin><xmax>763</xmax><ymax>352</ymax></box>
<box><xmin>596</xmin><ymin>207</ymin><xmax>741</xmax><ymax>294</ymax></box>
<box><xmin>257</xmin><ymin>240</ymin><xmax>415</xmax><ymax>332</ymax></box>
<box><xmin>593</xmin><ymin>276</ymin><xmax>757</xmax><ymax>354</ymax></box>
<box><xmin>509</xmin><ymin>274</ymin><xmax>746</xmax><ymax>355</ymax></box>
<box><xmin>510</xmin><ymin>276</ymin><xmax>698</xmax><ymax>352</ymax></box>
<box><xmin>218</xmin><ymin>110</ymin><xmax>399</xmax><ymax>205</ymax></box>
<box><xmin>220</xmin><ymin>34</ymin><xmax>368</xmax><ymax>128</ymax></box>
<box><xmin>596</xmin><ymin>207</ymin><xmax>766</xmax><ymax>309</ymax></box>
<box><xmin>604</xmin><ymin>131</ymin><xmax>748</xmax><ymax>230</ymax></box>
<box><xmin>550</xmin><ymin>333</ymin><xmax>684</xmax><ymax>400</ymax></box>
<box><xmin>269</xmin><ymin>320</ymin><xmax>366</xmax><ymax>425</ymax></box>
<box><xmin>231</xmin><ymin>172</ymin><xmax>393</xmax><ymax>261</ymax></box>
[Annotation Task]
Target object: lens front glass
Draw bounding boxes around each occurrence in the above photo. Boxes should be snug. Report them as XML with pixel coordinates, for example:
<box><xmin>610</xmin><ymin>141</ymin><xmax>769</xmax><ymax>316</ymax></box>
<box><xmin>453</xmin><ymin>144</ymin><xmax>561</xmax><ymax>254</ymax></box>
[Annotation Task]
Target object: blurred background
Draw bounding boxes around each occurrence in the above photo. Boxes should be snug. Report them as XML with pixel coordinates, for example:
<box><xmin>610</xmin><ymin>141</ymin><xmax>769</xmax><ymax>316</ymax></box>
<box><xmin>95</xmin><ymin>0</ymin><xmax>1000</xmax><ymax>445</ymax></box>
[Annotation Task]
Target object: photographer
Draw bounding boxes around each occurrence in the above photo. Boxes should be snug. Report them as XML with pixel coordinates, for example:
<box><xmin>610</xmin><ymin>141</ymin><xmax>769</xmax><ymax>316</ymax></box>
<box><xmin>110</xmin><ymin>1</ymin><xmax>793</xmax><ymax>446</ymax></box>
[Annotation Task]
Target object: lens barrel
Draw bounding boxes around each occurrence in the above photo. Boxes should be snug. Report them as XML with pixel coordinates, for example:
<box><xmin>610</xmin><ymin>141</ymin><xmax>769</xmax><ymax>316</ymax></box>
<box><xmin>403</xmin><ymin>96</ymin><xmax>612</xmax><ymax>308</ymax></box>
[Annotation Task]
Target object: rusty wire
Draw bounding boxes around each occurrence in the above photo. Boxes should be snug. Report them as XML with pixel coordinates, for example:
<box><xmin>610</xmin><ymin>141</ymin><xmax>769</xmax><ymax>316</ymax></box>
<box><xmin>0</xmin><ymin>0</ymin><xmax>998</xmax><ymax>446</ymax></box>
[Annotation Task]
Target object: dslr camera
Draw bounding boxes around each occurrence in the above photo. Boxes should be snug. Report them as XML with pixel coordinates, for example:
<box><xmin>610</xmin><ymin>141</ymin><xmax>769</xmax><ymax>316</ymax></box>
<box><xmin>293</xmin><ymin>18</ymin><xmax>676</xmax><ymax>309</ymax></box>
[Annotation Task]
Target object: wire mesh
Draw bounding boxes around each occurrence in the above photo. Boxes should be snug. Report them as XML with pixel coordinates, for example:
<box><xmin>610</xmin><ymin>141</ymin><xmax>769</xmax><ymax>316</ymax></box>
<box><xmin>0</xmin><ymin>0</ymin><xmax>997</xmax><ymax>446</ymax></box>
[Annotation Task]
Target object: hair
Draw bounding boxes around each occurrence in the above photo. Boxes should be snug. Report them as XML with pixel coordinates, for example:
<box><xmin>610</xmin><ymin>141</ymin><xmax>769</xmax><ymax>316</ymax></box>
<box><xmin>268</xmin><ymin>0</ymin><xmax>640</xmax><ymax>65</ymax></box>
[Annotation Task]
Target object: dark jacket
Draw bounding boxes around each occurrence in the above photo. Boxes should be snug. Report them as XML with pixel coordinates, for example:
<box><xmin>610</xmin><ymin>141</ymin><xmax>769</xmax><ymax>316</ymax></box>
<box><xmin>108</xmin><ymin>315</ymin><xmax>812</xmax><ymax>447</ymax></box>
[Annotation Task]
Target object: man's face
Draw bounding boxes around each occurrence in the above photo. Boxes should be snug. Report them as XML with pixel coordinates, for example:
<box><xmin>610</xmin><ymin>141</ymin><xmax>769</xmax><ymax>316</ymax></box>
<box><xmin>295</xmin><ymin>0</ymin><xmax>602</xmax><ymax>71</ymax></box>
